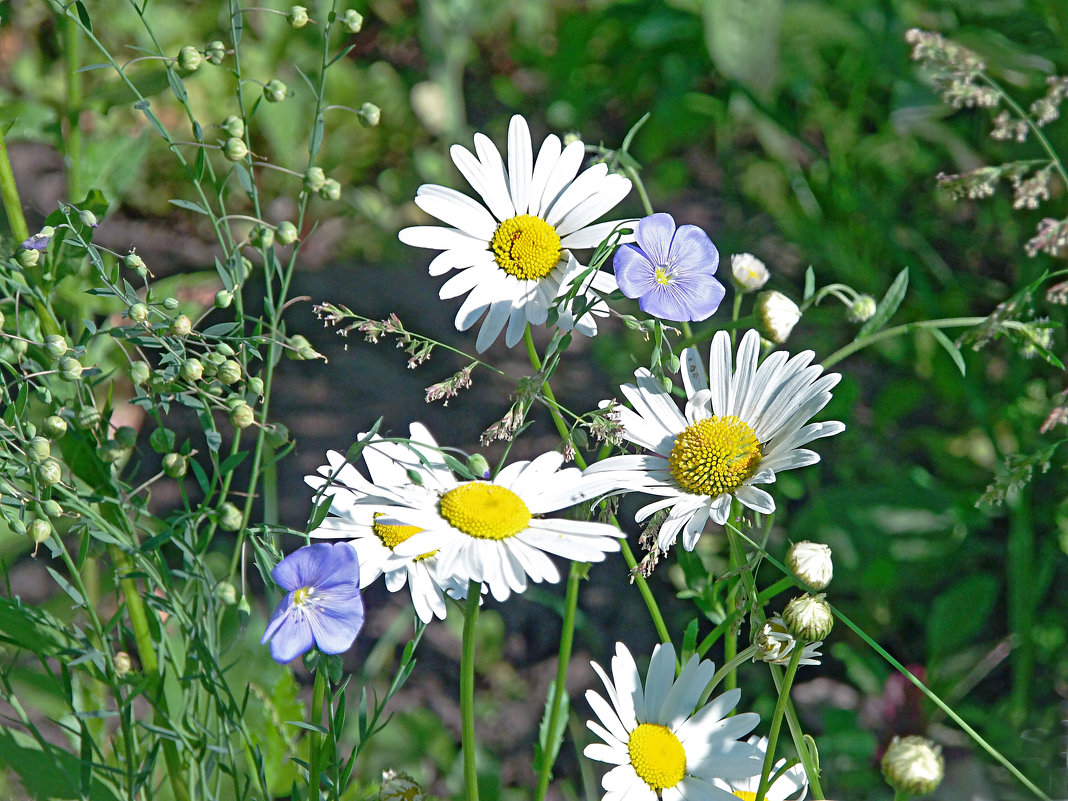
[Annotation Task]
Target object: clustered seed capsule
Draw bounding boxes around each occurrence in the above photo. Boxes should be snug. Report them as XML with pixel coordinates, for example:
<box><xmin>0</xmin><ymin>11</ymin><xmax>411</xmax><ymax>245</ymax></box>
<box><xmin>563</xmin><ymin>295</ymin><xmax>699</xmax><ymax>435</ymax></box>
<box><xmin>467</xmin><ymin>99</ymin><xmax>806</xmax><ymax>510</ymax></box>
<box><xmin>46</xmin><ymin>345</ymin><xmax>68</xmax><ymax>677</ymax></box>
<box><xmin>275</xmin><ymin>221</ymin><xmax>298</xmax><ymax>245</ymax></box>
<box><xmin>76</xmin><ymin>406</ymin><xmax>102</xmax><ymax>429</ymax></box>
<box><xmin>205</xmin><ymin>40</ymin><xmax>227</xmax><ymax>65</ymax></box>
<box><xmin>130</xmin><ymin>361</ymin><xmax>152</xmax><ymax>386</ymax></box>
<box><xmin>37</xmin><ymin>459</ymin><xmax>62</xmax><ymax>486</ymax></box>
<box><xmin>217</xmin><ymin>359</ymin><xmax>242</xmax><ymax>385</ymax></box>
<box><xmin>229</xmin><ymin>402</ymin><xmax>255</xmax><ymax>429</ymax></box>
<box><xmin>177</xmin><ymin>45</ymin><xmax>202</xmax><ymax>71</ymax></box>
<box><xmin>162</xmin><ymin>452</ymin><xmax>188</xmax><ymax>479</ymax></box>
<box><xmin>27</xmin><ymin>437</ymin><xmax>51</xmax><ymax>462</ymax></box>
<box><xmin>287</xmin><ymin>5</ymin><xmax>309</xmax><ymax>27</ymax></box>
<box><xmin>224</xmin><ymin>137</ymin><xmax>249</xmax><ymax>161</ymax></box>
<box><xmin>58</xmin><ymin>356</ymin><xmax>83</xmax><ymax>382</ymax></box>
<box><xmin>43</xmin><ymin>415</ymin><xmax>67</xmax><ymax>439</ymax></box>
<box><xmin>181</xmin><ymin>358</ymin><xmax>204</xmax><ymax>382</ymax></box>
<box><xmin>43</xmin><ymin>334</ymin><xmax>68</xmax><ymax>359</ymax></box>
<box><xmin>217</xmin><ymin>501</ymin><xmax>243</xmax><ymax>531</ymax></box>
<box><xmin>169</xmin><ymin>315</ymin><xmax>193</xmax><ymax>337</ymax></box>
<box><xmin>263</xmin><ymin>79</ymin><xmax>287</xmax><ymax>103</ymax></box>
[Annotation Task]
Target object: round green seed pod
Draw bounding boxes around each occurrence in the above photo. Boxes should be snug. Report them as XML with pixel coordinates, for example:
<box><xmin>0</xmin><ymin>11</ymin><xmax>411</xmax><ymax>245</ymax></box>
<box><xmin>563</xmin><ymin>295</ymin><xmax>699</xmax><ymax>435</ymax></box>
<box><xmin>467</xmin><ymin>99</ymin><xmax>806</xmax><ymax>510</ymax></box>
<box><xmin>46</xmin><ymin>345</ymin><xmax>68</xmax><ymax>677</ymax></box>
<box><xmin>223</xmin><ymin>137</ymin><xmax>248</xmax><ymax>161</ymax></box>
<box><xmin>37</xmin><ymin>459</ymin><xmax>62</xmax><ymax>486</ymax></box>
<box><xmin>251</xmin><ymin>226</ymin><xmax>274</xmax><ymax>249</ymax></box>
<box><xmin>286</xmin><ymin>5</ymin><xmax>309</xmax><ymax>27</ymax></box>
<box><xmin>129</xmin><ymin>361</ymin><xmax>152</xmax><ymax>386</ymax></box>
<box><xmin>43</xmin><ymin>334</ymin><xmax>68</xmax><ymax>359</ymax></box>
<box><xmin>319</xmin><ymin>178</ymin><xmax>341</xmax><ymax>201</ymax></box>
<box><xmin>42</xmin><ymin>415</ymin><xmax>68</xmax><ymax>439</ymax></box>
<box><xmin>124</xmin><ymin>253</ymin><xmax>146</xmax><ymax>271</ymax></box>
<box><xmin>205</xmin><ymin>351</ymin><xmax>227</xmax><ymax>368</ymax></box>
<box><xmin>205</xmin><ymin>40</ymin><xmax>227</xmax><ymax>65</ymax></box>
<box><xmin>162</xmin><ymin>452</ymin><xmax>187</xmax><ymax>479</ymax></box>
<box><xmin>340</xmin><ymin>9</ymin><xmax>363</xmax><ymax>33</ymax></box>
<box><xmin>10</xmin><ymin>519</ymin><xmax>27</xmax><ymax>536</ymax></box>
<box><xmin>216</xmin><ymin>581</ymin><xmax>238</xmax><ymax>605</ymax></box>
<box><xmin>177</xmin><ymin>45</ymin><xmax>202</xmax><ymax>71</ymax></box>
<box><xmin>128</xmin><ymin>302</ymin><xmax>149</xmax><ymax>323</ymax></box>
<box><xmin>162</xmin><ymin>297</ymin><xmax>180</xmax><ymax>311</ymax></box>
<box><xmin>57</xmin><ymin>357</ymin><xmax>83</xmax><ymax>382</ymax></box>
<box><xmin>100</xmin><ymin>441</ymin><xmax>128</xmax><ymax>464</ymax></box>
<box><xmin>77</xmin><ymin>209</ymin><xmax>99</xmax><ymax>228</ymax></box>
<box><xmin>303</xmin><ymin>167</ymin><xmax>326</xmax><ymax>192</ymax></box>
<box><xmin>217</xmin><ymin>359</ymin><xmax>242</xmax><ymax>385</ymax></box>
<box><xmin>247</xmin><ymin>376</ymin><xmax>264</xmax><ymax>395</ymax></box>
<box><xmin>221</xmin><ymin>115</ymin><xmax>244</xmax><ymax>137</ymax></box>
<box><xmin>180</xmin><ymin>358</ymin><xmax>204</xmax><ymax>383</ymax></box>
<box><xmin>357</xmin><ymin>102</ymin><xmax>380</xmax><ymax>128</ymax></box>
<box><xmin>229</xmin><ymin>402</ymin><xmax>255</xmax><ymax>429</ymax></box>
<box><xmin>217</xmin><ymin>501</ymin><xmax>243</xmax><ymax>531</ymax></box>
<box><xmin>263</xmin><ymin>79</ymin><xmax>287</xmax><ymax>103</ymax></box>
<box><xmin>214</xmin><ymin>290</ymin><xmax>233</xmax><ymax>309</ymax></box>
<box><xmin>214</xmin><ymin>342</ymin><xmax>235</xmax><ymax>357</ymax></box>
<box><xmin>27</xmin><ymin>437</ymin><xmax>50</xmax><ymax>462</ymax></box>
<box><xmin>169</xmin><ymin>315</ymin><xmax>192</xmax><ymax>337</ymax></box>
<box><xmin>29</xmin><ymin>518</ymin><xmax>52</xmax><ymax>544</ymax></box>
<box><xmin>41</xmin><ymin>499</ymin><xmax>63</xmax><ymax>519</ymax></box>
<box><xmin>76</xmin><ymin>406</ymin><xmax>101</xmax><ymax>429</ymax></box>
<box><xmin>275</xmin><ymin>221</ymin><xmax>298</xmax><ymax>245</ymax></box>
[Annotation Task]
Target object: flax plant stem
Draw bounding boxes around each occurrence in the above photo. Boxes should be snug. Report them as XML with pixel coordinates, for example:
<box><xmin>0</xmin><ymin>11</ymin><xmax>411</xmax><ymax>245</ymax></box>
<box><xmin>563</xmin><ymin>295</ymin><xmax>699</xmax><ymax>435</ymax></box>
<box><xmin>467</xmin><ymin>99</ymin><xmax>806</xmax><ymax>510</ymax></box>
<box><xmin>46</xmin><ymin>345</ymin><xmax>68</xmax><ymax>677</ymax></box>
<box><xmin>461</xmin><ymin>579</ymin><xmax>481</xmax><ymax>801</ymax></box>
<box><xmin>309</xmin><ymin>668</ymin><xmax>326</xmax><ymax>800</ymax></box>
<box><xmin>0</xmin><ymin>129</ymin><xmax>29</xmax><ymax>244</ymax></box>
<box><xmin>755</xmin><ymin>645</ymin><xmax>804</xmax><ymax>801</ymax></box>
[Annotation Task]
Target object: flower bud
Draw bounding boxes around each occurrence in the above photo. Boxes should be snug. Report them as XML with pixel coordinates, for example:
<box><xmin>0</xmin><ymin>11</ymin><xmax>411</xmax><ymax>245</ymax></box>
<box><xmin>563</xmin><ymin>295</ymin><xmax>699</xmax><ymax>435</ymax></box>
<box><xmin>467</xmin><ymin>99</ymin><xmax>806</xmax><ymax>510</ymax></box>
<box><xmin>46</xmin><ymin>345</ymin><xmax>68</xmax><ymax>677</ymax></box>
<box><xmin>358</xmin><ymin>102</ymin><xmax>381</xmax><ymax>128</ymax></box>
<box><xmin>275</xmin><ymin>221</ymin><xmax>298</xmax><ymax>245</ymax></box>
<box><xmin>214</xmin><ymin>290</ymin><xmax>233</xmax><ymax>309</ymax></box>
<box><xmin>77</xmin><ymin>209</ymin><xmax>99</xmax><ymax>228</ymax></box>
<box><xmin>264</xmin><ymin>422</ymin><xmax>289</xmax><ymax>447</ymax></box>
<box><xmin>786</xmin><ymin>541</ymin><xmax>833</xmax><ymax>591</ymax></box>
<box><xmin>180</xmin><ymin>358</ymin><xmax>204</xmax><ymax>383</ymax></box>
<box><xmin>129</xmin><ymin>361</ymin><xmax>151</xmax><ymax>386</ymax></box>
<box><xmin>205</xmin><ymin>40</ymin><xmax>227</xmax><ymax>65</ymax></box>
<box><xmin>214</xmin><ymin>342</ymin><xmax>235</xmax><ymax>357</ymax></box>
<box><xmin>16</xmin><ymin>248</ymin><xmax>40</xmax><ymax>268</ymax></box>
<box><xmin>221</xmin><ymin>116</ymin><xmax>244</xmax><ymax>140</ymax></box>
<box><xmin>287</xmin><ymin>5</ymin><xmax>309</xmax><ymax>27</ymax></box>
<box><xmin>263</xmin><ymin>79</ymin><xmax>287</xmax><ymax>103</ymax></box>
<box><xmin>29</xmin><ymin>518</ymin><xmax>52</xmax><ymax>544</ymax></box>
<box><xmin>881</xmin><ymin>736</ymin><xmax>944</xmax><ymax>798</ymax></box>
<box><xmin>76</xmin><ymin>406</ymin><xmax>101</xmax><ymax>429</ymax></box>
<box><xmin>37</xmin><ymin>458</ymin><xmax>62</xmax><ymax>486</ymax></box>
<box><xmin>247</xmin><ymin>376</ymin><xmax>264</xmax><ymax>396</ymax></box>
<box><xmin>205</xmin><ymin>351</ymin><xmax>227</xmax><ymax>368</ymax></box>
<box><xmin>113</xmin><ymin>651</ymin><xmax>133</xmax><ymax>676</ymax></box>
<box><xmin>162</xmin><ymin>452</ymin><xmax>188</xmax><ymax>478</ymax></box>
<box><xmin>58</xmin><ymin>356</ymin><xmax>83</xmax><ymax>382</ymax></box>
<box><xmin>754</xmin><ymin>616</ymin><xmax>824</xmax><ymax>666</ymax></box>
<box><xmin>41</xmin><ymin>499</ymin><xmax>63</xmax><ymax>519</ymax></box>
<box><xmin>466</xmin><ymin>453</ymin><xmax>491</xmax><ymax>479</ymax></box>
<box><xmin>224</xmin><ymin>137</ymin><xmax>249</xmax><ymax>161</ymax></box>
<box><xmin>128</xmin><ymin>302</ymin><xmax>150</xmax><ymax>323</ymax></box>
<box><xmin>340</xmin><ymin>9</ymin><xmax>363</xmax><ymax>33</ymax></box>
<box><xmin>848</xmin><ymin>294</ymin><xmax>877</xmax><ymax>323</ymax></box>
<box><xmin>10</xmin><ymin>518</ymin><xmax>27</xmax><ymax>536</ymax></box>
<box><xmin>216</xmin><ymin>581</ymin><xmax>238</xmax><ymax>605</ymax></box>
<box><xmin>177</xmin><ymin>45</ymin><xmax>202</xmax><ymax>71</ymax></box>
<box><xmin>303</xmin><ymin>166</ymin><xmax>327</xmax><ymax>192</ymax></box>
<box><xmin>162</xmin><ymin>297</ymin><xmax>180</xmax><ymax>311</ymax></box>
<box><xmin>755</xmin><ymin>290</ymin><xmax>801</xmax><ymax>345</ymax></box>
<box><xmin>224</xmin><ymin>394</ymin><xmax>247</xmax><ymax>411</ymax></box>
<box><xmin>27</xmin><ymin>437</ymin><xmax>51</xmax><ymax>462</ymax></box>
<box><xmin>43</xmin><ymin>334</ymin><xmax>68</xmax><ymax>359</ymax></box>
<box><xmin>43</xmin><ymin>415</ymin><xmax>68</xmax><ymax>439</ymax></box>
<box><xmin>319</xmin><ymin>178</ymin><xmax>341</xmax><ymax>201</ymax></box>
<box><xmin>783</xmin><ymin>593</ymin><xmax>834</xmax><ymax>642</ymax></box>
<box><xmin>229</xmin><ymin>402</ymin><xmax>255</xmax><ymax>429</ymax></box>
<box><xmin>169</xmin><ymin>315</ymin><xmax>193</xmax><ymax>337</ymax></box>
<box><xmin>730</xmin><ymin>253</ymin><xmax>770</xmax><ymax>292</ymax></box>
<box><xmin>217</xmin><ymin>359</ymin><xmax>242</xmax><ymax>385</ymax></box>
<box><xmin>217</xmin><ymin>501</ymin><xmax>243</xmax><ymax>531</ymax></box>
<box><xmin>251</xmin><ymin>225</ymin><xmax>274</xmax><ymax>248</ymax></box>
<box><xmin>124</xmin><ymin>252</ymin><xmax>146</xmax><ymax>272</ymax></box>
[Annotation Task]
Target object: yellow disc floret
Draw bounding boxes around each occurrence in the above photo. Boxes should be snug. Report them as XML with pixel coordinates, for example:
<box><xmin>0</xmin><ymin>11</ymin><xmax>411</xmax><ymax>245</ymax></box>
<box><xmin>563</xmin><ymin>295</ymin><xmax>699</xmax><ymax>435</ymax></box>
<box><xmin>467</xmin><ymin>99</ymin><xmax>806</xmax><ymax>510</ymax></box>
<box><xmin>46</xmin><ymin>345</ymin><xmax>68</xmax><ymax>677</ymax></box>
<box><xmin>668</xmin><ymin>416</ymin><xmax>762</xmax><ymax>497</ymax></box>
<box><xmin>438</xmin><ymin>483</ymin><xmax>531</xmax><ymax>540</ymax></box>
<box><xmin>373</xmin><ymin>513</ymin><xmax>435</xmax><ymax>560</ymax></box>
<box><xmin>733</xmin><ymin>793</ymin><xmax>758</xmax><ymax>801</ymax></box>
<box><xmin>627</xmin><ymin>723</ymin><xmax>686</xmax><ymax>791</ymax></box>
<box><xmin>490</xmin><ymin>214</ymin><xmax>561</xmax><ymax>280</ymax></box>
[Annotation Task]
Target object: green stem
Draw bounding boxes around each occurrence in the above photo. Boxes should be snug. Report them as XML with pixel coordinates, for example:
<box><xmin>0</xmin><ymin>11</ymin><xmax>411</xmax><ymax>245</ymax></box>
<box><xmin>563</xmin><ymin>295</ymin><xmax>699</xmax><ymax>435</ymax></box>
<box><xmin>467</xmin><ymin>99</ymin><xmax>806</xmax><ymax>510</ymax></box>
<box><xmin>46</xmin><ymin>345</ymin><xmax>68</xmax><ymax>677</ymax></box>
<box><xmin>309</xmin><ymin>667</ymin><xmax>326</xmax><ymax>800</ymax></box>
<box><xmin>0</xmin><ymin>128</ymin><xmax>29</xmax><ymax>243</ymax></box>
<box><xmin>767</xmin><ymin>662</ymin><xmax>825</xmax><ymax>799</ymax></box>
<box><xmin>821</xmin><ymin>317</ymin><xmax>986</xmax><ymax>369</ymax></box>
<box><xmin>755</xmin><ymin>645</ymin><xmax>804</xmax><ymax>801</ymax></box>
<box><xmin>619</xmin><ymin>538</ymin><xmax>672</xmax><ymax>645</ymax></box>
<box><xmin>534</xmin><ymin>563</ymin><xmax>583</xmax><ymax>801</ymax></box>
<box><xmin>893</xmin><ymin>790</ymin><xmax>911</xmax><ymax>801</ymax></box>
<box><xmin>461</xmin><ymin>579</ymin><xmax>481</xmax><ymax>801</ymax></box>
<box><xmin>63</xmin><ymin>12</ymin><xmax>84</xmax><ymax>201</ymax></box>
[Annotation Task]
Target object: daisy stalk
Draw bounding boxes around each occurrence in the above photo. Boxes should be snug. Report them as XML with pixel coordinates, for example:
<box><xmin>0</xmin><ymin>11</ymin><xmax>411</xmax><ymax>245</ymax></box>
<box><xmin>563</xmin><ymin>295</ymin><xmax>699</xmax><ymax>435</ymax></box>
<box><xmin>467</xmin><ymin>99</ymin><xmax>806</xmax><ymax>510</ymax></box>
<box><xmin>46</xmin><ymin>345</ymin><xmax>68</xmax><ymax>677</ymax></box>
<box><xmin>754</xmin><ymin>645</ymin><xmax>805</xmax><ymax>801</ymax></box>
<box><xmin>461</xmin><ymin>578</ymin><xmax>481</xmax><ymax>801</ymax></box>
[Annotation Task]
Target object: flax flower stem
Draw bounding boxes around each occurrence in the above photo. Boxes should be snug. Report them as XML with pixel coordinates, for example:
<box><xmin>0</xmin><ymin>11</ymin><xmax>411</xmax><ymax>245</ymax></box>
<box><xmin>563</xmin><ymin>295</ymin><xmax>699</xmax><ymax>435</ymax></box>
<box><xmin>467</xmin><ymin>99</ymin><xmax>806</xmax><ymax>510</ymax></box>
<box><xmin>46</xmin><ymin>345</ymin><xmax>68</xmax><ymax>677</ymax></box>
<box><xmin>0</xmin><ymin>128</ymin><xmax>29</xmax><ymax>244</ymax></box>
<box><xmin>755</xmin><ymin>645</ymin><xmax>805</xmax><ymax>801</ymax></box>
<box><xmin>309</xmin><ymin>668</ymin><xmax>326</xmax><ymax>799</ymax></box>
<box><xmin>461</xmin><ymin>579</ymin><xmax>481</xmax><ymax>801</ymax></box>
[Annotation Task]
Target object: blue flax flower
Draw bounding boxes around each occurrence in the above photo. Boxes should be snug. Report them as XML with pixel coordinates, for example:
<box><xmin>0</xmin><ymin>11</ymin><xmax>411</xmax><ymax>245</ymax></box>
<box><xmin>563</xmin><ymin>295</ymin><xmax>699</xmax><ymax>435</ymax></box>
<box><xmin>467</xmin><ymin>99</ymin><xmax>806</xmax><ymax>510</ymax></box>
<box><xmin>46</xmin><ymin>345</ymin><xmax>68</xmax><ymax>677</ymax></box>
<box><xmin>261</xmin><ymin>542</ymin><xmax>365</xmax><ymax>664</ymax></box>
<box><xmin>612</xmin><ymin>213</ymin><xmax>725</xmax><ymax>322</ymax></box>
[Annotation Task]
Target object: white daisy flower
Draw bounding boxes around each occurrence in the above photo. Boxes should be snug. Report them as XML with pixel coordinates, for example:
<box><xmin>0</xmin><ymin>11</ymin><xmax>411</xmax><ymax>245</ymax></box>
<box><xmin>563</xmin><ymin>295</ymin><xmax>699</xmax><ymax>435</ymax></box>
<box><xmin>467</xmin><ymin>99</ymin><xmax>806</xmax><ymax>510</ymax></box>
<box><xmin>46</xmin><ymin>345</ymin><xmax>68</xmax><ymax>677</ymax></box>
<box><xmin>585</xmin><ymin>329</ymin><xmax>844</xmax><ymax>553</ymax></box>
<box><xmin>753</xmin><ymin>617</ymin><xmax>823</xmax><ymax>667</ymax></box>
<box><xmin>584</xmin><ymin>641</ymin><xmax>762</xmax><ymax>801</ymax></box>
<box><xmin>375</xmin><ymin>450</ymin><xmax>622</xmax><ymax>602</ymax></box>
<box><xmin>713</xmin><ymin>736</ymin><xmax>809</xmax><ymax>801</ymax></box>
<box><xmin>398</xmin><ymin>114</ymin><xmax>633</xmax><ymax>351</ymax></box>
<box><xmin>304</xmin><ymin>423</ymin><xmax>467</xmax><ymax>623</ymax></box>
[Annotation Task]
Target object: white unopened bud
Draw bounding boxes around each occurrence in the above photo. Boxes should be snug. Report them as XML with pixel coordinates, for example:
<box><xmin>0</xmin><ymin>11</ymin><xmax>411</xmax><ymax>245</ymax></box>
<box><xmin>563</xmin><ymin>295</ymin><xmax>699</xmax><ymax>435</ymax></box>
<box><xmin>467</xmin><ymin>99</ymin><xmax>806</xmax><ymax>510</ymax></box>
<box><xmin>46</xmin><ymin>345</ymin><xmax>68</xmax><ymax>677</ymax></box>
<box><xmin>113</xmin><ymin>651</ymin><xmax>133</xmax><ymax>676</ymax></box>
<box><xmin>755</xmin><ymin>290</ymin><xmax>801</xmax><ymax>344</ymax></box>
<box><xmin>881</xmin><ymin>736</ymin><xmax>944</xmax><ymax>797</ymax></box>
<box><xmin>848</xmin><ymin>294</ymin><xmax>877</xmax><ymax>323</ymax></box>
<box><xmin>783</xmin><ymin>592</ymin><xmax>834</xmax><ymax>642</ymax></box>
<box><xmin>786</xmin><ymin>541</ymin><xmax>833</xmax><ymax>590</ymax></box>
<box><xmin>730</xmin><ymin>253</ymin><xmax>769</xmax><ymax>292</ymax></box>
<box><xmin>754</xmin><ymin>615</ymin><xmax>823</xmax><ymax>666</ymax></box>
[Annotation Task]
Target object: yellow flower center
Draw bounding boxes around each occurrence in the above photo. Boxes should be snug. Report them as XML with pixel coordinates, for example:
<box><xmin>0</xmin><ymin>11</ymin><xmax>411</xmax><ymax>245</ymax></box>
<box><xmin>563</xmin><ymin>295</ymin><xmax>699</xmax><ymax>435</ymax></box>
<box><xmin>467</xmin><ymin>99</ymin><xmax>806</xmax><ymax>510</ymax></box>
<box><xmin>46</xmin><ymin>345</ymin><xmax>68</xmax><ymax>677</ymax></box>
<box><xmin>668</xmin><ymin>416</ymin><xmax>762</xmax><ymax>497</ymax></box>
<box><xmin>627</xmin><ymin>723</ymin><xmax>686</xmax><ymax>791</ymax></box>
<box><xmin>438</xmin><ymin>483</ymin><xmax>531</xmax><ymax>540</ymax></box>
<box><xmin>654</xmin><ymin>265</ymin><xmax>672</xmax><ymax>285</ymax></box>
<box><xmin>373</xmin><ymin>513</ymin><xmax>436</xmax><ymax>561</ymax></box>
<box><xmin>292</xmin><ymin>586</ymin><xmax>313</xmax><ymax>606</ymax></box>
<box><xmin>490</xmin><ymin>214</ymin><xmax>561</xmax><ymax>280</ymax></box>
<box><xmin>733</xmin><ymin>793</ymin><xmax>758</xmax><ymax>801</ymax></box>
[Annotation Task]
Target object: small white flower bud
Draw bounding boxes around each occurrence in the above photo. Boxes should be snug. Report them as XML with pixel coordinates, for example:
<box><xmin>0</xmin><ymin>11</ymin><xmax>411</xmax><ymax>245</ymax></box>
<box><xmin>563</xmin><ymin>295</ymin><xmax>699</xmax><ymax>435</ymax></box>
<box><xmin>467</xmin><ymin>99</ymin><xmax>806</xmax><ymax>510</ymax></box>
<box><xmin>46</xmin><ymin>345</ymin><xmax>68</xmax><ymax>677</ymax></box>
<box><xmin>358</xmin><ymin>102</ymin><xmax>381</xmax><ymax>127</ymax></box>
<box><xmin>177</xmin><ymin>45</ymin><xmax>202</xmax><ymax>71</ymax></box>
<box><xmin>286</xmin><ymin>5</ymin><xmax>309</xmax><ymax>28</ymax></box>
<box><xmin>786</xmin><ymin>540</ymin><xmax>833</xmax><ymax>590</ymax></box>
<box><xmin>303</xmin><ymin>166</ymin><xmax>327</xmax><ymax>192</ymax></box>
<box><xmin>881</xmin><ymin>736</ymin><xmax>944</xmax><ymax>797</ymax></box>
<box><xmin>263</xmin><ymin>79</ymin><xmax>288</xmax><ymax>103</ymax></box>
<box><xmin>275</xmin><ymin>221</ymin><xmax>298</xmax><ymax>245</ymax></box>
<box><xmin>223</xmin><ymin>137</ymin><xmax>248</xmax><ymax>161</ymax></box>
<box><xmin>222</xmin><ymin>115</ymin><xmax>244</xmax><ymax>138</ymax></box>
<box><xmin>754</xmin><ymin>616</ymin><xmax>823</xmax><ymax>666</ymax></box>
<box><xmin>205</xmin><ymin>40</ymin><xmax>227</xmax><ymax>65</ymax></box>
<box><xmin>340</xmin><ymin>9</ymin><xmax>363</xmax><ymax>33</ymax></box>
<box><xmin>783</xmin><ymin>592</ymin><xmax>834</xmax><ymax>642</ymax></box>
<box><xmin>755</xmin><ymin>290</ymin><xmax>802</xmax><ymax>344</ymax></box>
<box><xmin>848</xmin><ymin>294</ymin><xmax>877</xmax><ymax>323</ymax></box>
<box><xmin>730</xmin><ymin>253</ymin><xmax>770</xmax><ymax>292</ymax></box>
<box><xmin>113</xmin><ymin>651</ymin><xmax>133</xmax><ymax>676</ymax></box>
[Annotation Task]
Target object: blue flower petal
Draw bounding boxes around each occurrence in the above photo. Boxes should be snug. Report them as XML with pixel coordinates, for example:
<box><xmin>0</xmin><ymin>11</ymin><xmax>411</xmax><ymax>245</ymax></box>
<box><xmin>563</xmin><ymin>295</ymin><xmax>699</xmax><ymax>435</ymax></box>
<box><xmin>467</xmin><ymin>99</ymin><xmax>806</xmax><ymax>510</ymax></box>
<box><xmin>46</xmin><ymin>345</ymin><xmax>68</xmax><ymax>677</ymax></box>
<box><xmin>668</xmin><ymin>224</ymin><xmax>719</xmax><ymax>275</ymax></box>
<box><xmin>613</xmin><ymin>243</ymin><xmax>658</xmax><ymax>299</ymax></box>
<box><xmin>306</xmin><ymin>597</ymin><xmax>365</xmax><ymax>654</ymax></box>
<box><xmin>272</xmin><ymin>541</ymin><xmax>353</xmax><ymax>591</ymax></box>
<box><xmin>268</xmin><ymin>612</ymin><xmax>315</xmax><ymax>663</ymax></box>
<box><xmin>634</xmin><ymin>213</ymin><xmax>676</xmax><ymax>267</ymax></box>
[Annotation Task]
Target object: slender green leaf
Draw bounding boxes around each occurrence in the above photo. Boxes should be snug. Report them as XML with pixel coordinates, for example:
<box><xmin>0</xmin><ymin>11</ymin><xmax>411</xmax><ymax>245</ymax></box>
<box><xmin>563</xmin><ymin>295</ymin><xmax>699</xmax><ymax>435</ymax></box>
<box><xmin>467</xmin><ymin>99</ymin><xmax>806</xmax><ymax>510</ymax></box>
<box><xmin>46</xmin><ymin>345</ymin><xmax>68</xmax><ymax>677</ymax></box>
<box><xmin>858</xmin><ymin>267</ymin><xmax>908</xmax><ymax>337</ymax></box>
<box><xmin>931</xmin><ymin>328</ymin><xmax>966</xmax><ymax>376</ymax></box>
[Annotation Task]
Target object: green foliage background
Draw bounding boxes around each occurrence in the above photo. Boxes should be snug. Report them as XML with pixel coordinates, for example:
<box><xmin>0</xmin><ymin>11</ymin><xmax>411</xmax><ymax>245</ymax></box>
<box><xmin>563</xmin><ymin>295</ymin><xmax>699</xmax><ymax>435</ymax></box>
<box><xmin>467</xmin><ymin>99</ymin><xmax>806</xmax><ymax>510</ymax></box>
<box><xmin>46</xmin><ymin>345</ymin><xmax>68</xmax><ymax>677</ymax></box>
<box><xmin>1</xmin><ymin>0</ymin><xmax>1066</xmax><ymax>798</ymax></box>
